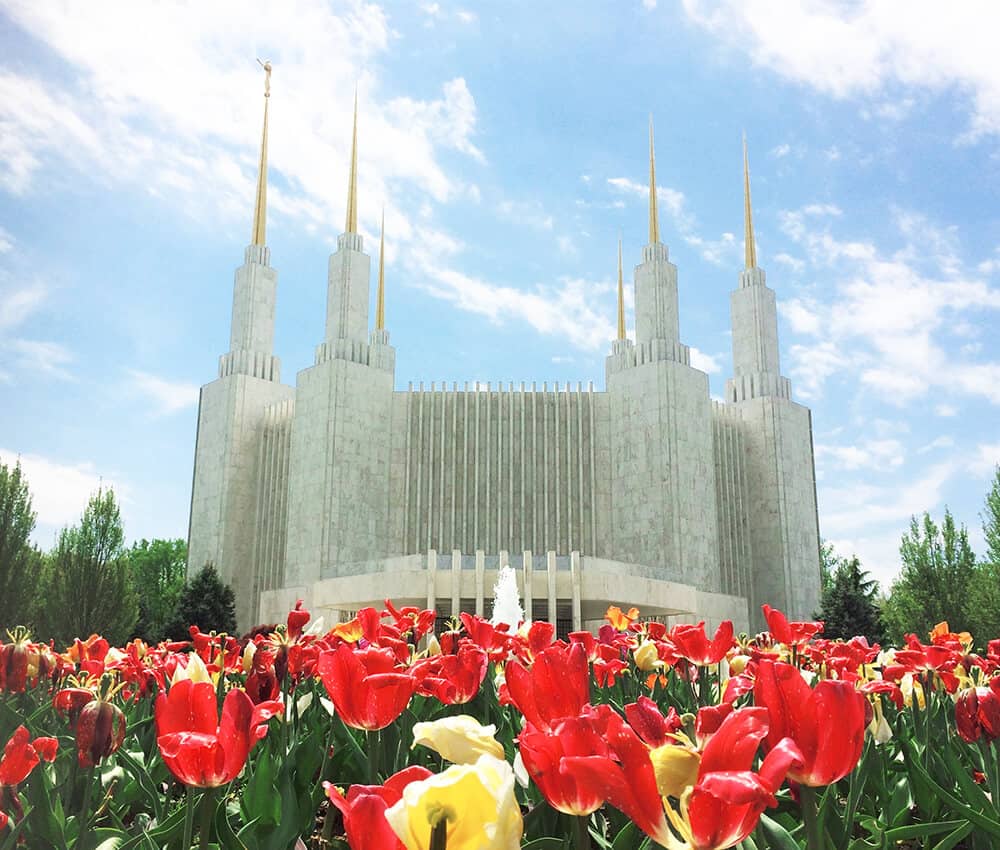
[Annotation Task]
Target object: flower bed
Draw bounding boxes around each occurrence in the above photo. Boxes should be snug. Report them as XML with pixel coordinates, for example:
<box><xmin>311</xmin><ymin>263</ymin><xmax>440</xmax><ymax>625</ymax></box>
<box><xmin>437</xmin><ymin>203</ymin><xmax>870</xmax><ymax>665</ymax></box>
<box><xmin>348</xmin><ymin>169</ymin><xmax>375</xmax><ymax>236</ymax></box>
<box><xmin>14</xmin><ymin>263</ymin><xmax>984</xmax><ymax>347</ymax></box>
<box><xmin>1</xmin><ymin>603</ymin><xmax>998</xmax><ymax>849</ymax></box>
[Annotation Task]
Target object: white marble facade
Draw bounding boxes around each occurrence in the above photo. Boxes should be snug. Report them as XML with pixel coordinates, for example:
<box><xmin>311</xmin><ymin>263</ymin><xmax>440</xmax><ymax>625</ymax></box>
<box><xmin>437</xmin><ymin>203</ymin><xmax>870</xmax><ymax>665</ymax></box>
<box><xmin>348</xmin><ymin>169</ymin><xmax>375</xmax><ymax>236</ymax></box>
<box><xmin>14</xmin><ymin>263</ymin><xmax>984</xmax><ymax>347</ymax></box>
<box><xmin>187</xmin><ymin>123</ymin><xmax>822</xmax><ymax>634</ymax></box>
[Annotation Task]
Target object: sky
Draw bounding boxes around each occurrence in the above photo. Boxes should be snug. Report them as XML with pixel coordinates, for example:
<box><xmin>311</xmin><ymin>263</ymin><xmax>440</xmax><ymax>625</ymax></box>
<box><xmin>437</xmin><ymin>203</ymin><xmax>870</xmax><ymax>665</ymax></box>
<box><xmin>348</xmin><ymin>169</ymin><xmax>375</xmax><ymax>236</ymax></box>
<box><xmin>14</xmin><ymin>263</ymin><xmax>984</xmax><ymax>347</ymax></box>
<box><xmin>1</xmin><ymin>0</ymin><xmax>999</xmax><ymax>592</ymax></box>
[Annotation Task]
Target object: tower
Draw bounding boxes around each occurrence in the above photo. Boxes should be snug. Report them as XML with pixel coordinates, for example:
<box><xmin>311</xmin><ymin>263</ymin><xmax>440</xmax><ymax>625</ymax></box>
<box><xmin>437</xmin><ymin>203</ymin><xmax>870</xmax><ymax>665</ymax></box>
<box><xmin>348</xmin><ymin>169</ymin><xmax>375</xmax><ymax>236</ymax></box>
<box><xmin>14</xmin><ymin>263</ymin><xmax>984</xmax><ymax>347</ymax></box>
<box><xmin>188</xmin><ymin>62</ymin><xmax>294</xmax><ymax>627</ymax></box>
<box><xmin>605</xmin><ymin>119</ymin><xmax>722</xmax><ymax>592</ymax></box>
<box><xmin>281</xmin><ymin>94</ymin><xmax>397</xmax><ymax>597</ymax></box>
<box><xmin>727</xmin><ymin>138</ymin><xmax>821</xmax><ymax>623</ymax></box>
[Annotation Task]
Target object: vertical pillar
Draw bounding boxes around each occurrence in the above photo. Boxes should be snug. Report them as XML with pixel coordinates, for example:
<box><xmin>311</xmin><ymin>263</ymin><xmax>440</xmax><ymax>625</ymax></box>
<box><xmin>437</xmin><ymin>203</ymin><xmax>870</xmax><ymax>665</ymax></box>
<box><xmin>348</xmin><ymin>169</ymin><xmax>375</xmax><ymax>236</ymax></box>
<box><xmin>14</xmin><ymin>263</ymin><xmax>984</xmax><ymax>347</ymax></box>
<box><xmin>570</xmin><ymin>550</ymin><xmax>582</xmax><ymax>631</ymax></box>
<box><xmin>546</xmin><ymin>550</ymin><xmax>557</xmax><ymax>625</ymax></box>
<box><xmin>522</xmin><ymin>550</ymin><xmax>533</xmax><ymax>622</ymax></box>
<box><xmin>451</xmin><ymin>549</ymin><xmax>461</xmax><ymax>617</ymax></box>
<box><xmin>475</xmin><ymin>549</ymin><xmax>485</xmax><ymax>617</ymax></box>
<box><xmin>426</xmin><ymin>549</ymin><xmax>437</xmax><ymax>615</ymax></box>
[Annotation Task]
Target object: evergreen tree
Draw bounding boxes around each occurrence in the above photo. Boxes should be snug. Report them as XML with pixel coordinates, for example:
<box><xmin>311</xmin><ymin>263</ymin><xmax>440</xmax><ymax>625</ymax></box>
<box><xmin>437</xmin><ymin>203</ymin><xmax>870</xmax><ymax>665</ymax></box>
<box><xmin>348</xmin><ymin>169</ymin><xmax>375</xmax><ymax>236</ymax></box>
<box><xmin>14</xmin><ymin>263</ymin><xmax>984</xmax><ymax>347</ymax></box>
<box><xmin>966</xmin><ymin>466</ymin><xmax>1000</xmax><ymax>646</ymax></box>
<box><xmin>0</xmin><ymin>460</ymin><xmax>40</xmax><ymax>631</ymax></box>
<box><xmin>818</xmin><ymin>539</ymin><xmax>841</xmax><ymax>597</ymax></box>
<box><xmin>128</xmin><ymin>538</ymin><xmax>187</xmax><ymax>642</ymax></box>
<box><xmin>38</xmin><ymin>488</ymin><xmax>139</xmax><ymax>645</ymax></box>
<box><xmin>881</xmin><ymin>509</ymin><xmax>977</xmax><ymax>644</ymax></box>
<box><xmin>815</xmin><ymin>554</ymin><xmax>884</xmax><ymax>643</ymax></box>
<box><xmin>169</xmin><ymin>564</ymin><xmax>237</xmax><ymax>638</ymax></box>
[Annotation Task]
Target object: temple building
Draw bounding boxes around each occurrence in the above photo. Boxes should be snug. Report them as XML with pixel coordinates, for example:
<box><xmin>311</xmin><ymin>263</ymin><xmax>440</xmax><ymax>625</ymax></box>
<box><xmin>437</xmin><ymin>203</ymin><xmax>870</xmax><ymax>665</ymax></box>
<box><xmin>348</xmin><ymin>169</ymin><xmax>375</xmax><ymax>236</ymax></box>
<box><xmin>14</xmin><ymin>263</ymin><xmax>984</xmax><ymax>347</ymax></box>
<box><xmin>187</xmin><ymin>67</ymin><xmax>822</xmax><ymax>634</ymax></box>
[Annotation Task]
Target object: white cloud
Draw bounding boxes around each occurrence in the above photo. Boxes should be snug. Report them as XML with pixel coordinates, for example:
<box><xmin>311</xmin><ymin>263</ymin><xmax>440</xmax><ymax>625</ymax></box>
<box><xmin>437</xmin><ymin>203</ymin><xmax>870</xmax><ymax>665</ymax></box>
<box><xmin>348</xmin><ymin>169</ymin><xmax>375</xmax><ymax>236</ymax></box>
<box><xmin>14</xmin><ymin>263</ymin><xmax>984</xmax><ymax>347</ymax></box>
<box><xmin>682</xmin><ymin>1</ymin><xmax>1000</xmax><ymax>140</ymax></box>
<box><xmin>934</xmin><ymin>404</ymin><xmax>958</xmax><ymax>417</ymax></box>
<box><xmin>778</xmin><ymin>205</ymin><xmax>1000</xmax><ymax>404</ymax></box>
<box><xmin>642</xmin><ymin>0</ymin><xmax>658</xmax><ymax>9</ymax></box>
<box><xmin>0</xmin><ymin>447</ymin><xmax>128</xmax><ymax>536</ymax></box>
<box><xmin>970</xmin><ymin>443</ymin><xmax>1000</xmax><ymax>477</ymax></box>
<box><xmin>815</xmin><ymin>438</ymin><xmax>904</xmax><ymax>472</ymax></box>
<box><xmin>5</xmin><ymin>339</ymin><xmax>73</xmax><ymax>380</ymax></box>
<box><xmin>773</xmin><ymin>252</ymin><xmax>804</xmax><ymax>273</ymax></box>
<box><xmin>690</xmin><ymin>347</ymin><xmax>722</xmax><ymax>374</ymax></box>
<box><xmin>0</xmin><ymin>280</ymin><xmax>48</xmax><ymax>332</ymax></box>
<box><xmin>770</xmin><ymin>143</ymin><xmax>791</xmax><ymax>158</ymax></box>
<box><xmin>0</xmin><ymin>0</ymin><xmax>483</xmax><ymax>243</ymax></box>
<box><xmin>497</xmin><ymin>199</ymin><xmax>554</xmax><ymax>232</ymax></box>
<box><xmin>127</xmin><ymin>370</ymin><xmax>200</xmax><ymax>416</ymax></box>
<box><xmin>0</xmin><ymin>227</ymin><xmax>12</xmax><ymax>254</ymax></box>
<box><xmin>916</xmin><ymin>435</ymin><xmax>954</xmax><ymax>454</ymax></box>
<box><xmin>606</xmin><ymin>177</ymin><xmax>738</xmax><ymax>265</ymax></box>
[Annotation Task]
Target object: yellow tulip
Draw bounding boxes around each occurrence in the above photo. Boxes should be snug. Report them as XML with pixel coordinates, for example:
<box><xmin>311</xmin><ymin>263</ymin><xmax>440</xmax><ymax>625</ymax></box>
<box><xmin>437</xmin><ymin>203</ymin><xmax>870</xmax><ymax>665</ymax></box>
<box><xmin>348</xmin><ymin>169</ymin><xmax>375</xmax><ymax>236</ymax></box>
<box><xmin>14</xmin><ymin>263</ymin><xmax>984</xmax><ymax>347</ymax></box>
<box><xmin>411</xmin><ymin>715</ymin><xmax>505</xmax><ymax>764</ymax></box>
<box><xmin>171</xmin><ymin>652</ymin><xmax>215</xmax><ymax>685</ymax></box>
<box><xmin>385</xmin><ymin>754</ymin><xmax>523</xmax><ymax>850</ymax></box>
<box><xmin>649</xmin><ymin>743</ymin><xmax>701</xmax><ymax>798</ymax></box>
<box><xmin>633</xmin><ymin>641</ymin><xmax>662</xmax><ymax>672</ymax></box>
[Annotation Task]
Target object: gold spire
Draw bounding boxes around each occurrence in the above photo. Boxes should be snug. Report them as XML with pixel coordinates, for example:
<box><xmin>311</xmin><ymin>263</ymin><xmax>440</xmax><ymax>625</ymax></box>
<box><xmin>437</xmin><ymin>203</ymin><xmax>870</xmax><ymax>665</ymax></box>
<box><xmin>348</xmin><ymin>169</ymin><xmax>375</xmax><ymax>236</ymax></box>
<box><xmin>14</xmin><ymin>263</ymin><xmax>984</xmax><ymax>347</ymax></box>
<box><xmin>743</xmin><ymin>134</ymin><xmax>757</xmax><ymax>269</ymax></box>
<box><xmin>375</xmin><ymin>207</ymin><xmax>386</xmax><ymax>330</ymax></box>
<box><xmin>345</xmin><ymin>89</ymin><xmax>359</xmax><ymax>234</ymax></box>
<box><xmin>648</xmin><ymin>115</ymin><xmax>660</xmax><ymax>244</ymax></box>
<box><xmin>616</xmin><ymin>236</ymin><xmax>626</xmax><ymax>341</ymax></box>
<box><xmin>251</xmin><ymin>60</ymin><xmax>271</xmax><ymax>247</ymax></box>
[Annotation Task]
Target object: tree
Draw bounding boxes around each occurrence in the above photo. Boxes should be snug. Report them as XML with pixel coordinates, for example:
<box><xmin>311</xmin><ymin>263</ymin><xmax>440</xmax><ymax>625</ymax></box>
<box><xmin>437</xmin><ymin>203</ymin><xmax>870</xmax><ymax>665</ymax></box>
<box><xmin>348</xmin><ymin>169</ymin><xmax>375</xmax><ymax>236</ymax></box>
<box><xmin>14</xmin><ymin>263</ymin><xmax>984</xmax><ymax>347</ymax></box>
<box><xmin>128</xmin><ymin>538</ymin><xmax>187</xmax><ymax>642</ymax></box>
<box><xmin>169</xmin><ymin>564</ymin><xmax>237</xmax><ymax>638</ymax></box>
<box><xmin>0</xmin><ymin>460</ymin><xmax>40</xmax><ymax>631</ymax></box>
<box><xmin>966</xmin><ymin>466</ymin><xmax>1000</xmax><ymax>646</ymax></box>
<box><xmin>38</xmin><ymin>488</ymin><xmax>139</xmax><ymax>646</ymax></box>
<box><xmin>881</xmin><ymin>509</ymin><xmax>977</xmax><ymax>645</ymax></box>
<box><xmin>818</xmin><ymin>539</ymin><xmax>839</xmax><ymax>597</ymax></box>
<box><xmin>815</xmin><ymin>554</ymin><xmax>884</xmax><ymax>643</ymax></box>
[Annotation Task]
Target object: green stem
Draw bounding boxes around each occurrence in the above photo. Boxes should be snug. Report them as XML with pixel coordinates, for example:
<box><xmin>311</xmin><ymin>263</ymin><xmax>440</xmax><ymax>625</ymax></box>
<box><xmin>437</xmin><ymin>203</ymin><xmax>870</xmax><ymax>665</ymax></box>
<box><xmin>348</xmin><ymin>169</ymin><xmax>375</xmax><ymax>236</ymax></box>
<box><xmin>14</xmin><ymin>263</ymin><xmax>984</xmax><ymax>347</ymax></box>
<box><xmin>75</xmin><ymin>767</ymin><xmax>95</xmax><ymax>846</ymax></box>
<box><xmin>182</xmin><ymin>786</ymin><xmax>197</xmax><ymax>850</ymax></box>
<box><xmin>429</xmin><ymin>817</ymin><xmax>448</xmax><ymax>850</ymax></box>
<box><xmin>367</xmin><ymin>729</ymin><xmax>382</xmax><ymax>785</ymax></box>
<box><xmin>571</xmin><ymin>814</ymin><xmax>592</xmax><ymax>850</ymax></box>
<box><xmin>198</xmin><ymin>786</ymin><xmax>214</xmax><ymax>850</ymax></box>
<box><xmin>800</xmin><ymin>784</ymin><xmax>824</xmax><ymax>850</ymax></box>
<box><xmin>698</xmin><ymin>666</ymin><xmax>710</xmax><ymax>706</ymax></box>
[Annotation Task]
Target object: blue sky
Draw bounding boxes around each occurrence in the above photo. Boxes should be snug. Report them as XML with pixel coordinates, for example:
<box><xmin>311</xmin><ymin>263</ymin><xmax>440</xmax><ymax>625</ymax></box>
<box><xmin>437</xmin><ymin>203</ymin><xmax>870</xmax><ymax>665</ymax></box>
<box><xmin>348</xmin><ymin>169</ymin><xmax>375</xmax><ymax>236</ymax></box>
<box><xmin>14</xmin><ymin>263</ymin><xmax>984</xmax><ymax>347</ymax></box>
<box><xmin>1</xmin><ymin>0</ymin><xmax>998</xmax><ymax>591</ymax></box>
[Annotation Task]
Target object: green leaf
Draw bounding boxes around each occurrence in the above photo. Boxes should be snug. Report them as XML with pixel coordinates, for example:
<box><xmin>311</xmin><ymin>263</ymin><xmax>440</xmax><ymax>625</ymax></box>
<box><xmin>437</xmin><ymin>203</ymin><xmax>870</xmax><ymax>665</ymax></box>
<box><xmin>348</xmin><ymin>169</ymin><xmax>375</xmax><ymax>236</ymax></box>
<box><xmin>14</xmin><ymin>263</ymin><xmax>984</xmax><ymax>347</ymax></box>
<box><xmin>757</xmin><ymin>814</ymin><xmax>799</xmax><ymax>850</ymax></box>
<box><xmin>611</xmin><ymin>822</ymin><xmax>642</xmax><ymax>850</ymax></box>
<box><xmin>521</xmin><ymin>840</ymin><xmax>565</xmax><ymax>849</ymax></box>
<box><xmin>932</xmin><ymin>821</ymin><xmax>974</xmax><ymax>850</ymax></box>
<box><xmin>884</xmin><ymin>821</ymin><xmax>966</xmax><ymax>842</ymax></box>
<box><xmin>116</xmin><ymin>749</ymin><xmax>164</xmax><ymax>822</ymax></box>
<box><xmin>213</xmin><ymin>795</ymin><xmax>248</xmax><ymax>850</ymax></box>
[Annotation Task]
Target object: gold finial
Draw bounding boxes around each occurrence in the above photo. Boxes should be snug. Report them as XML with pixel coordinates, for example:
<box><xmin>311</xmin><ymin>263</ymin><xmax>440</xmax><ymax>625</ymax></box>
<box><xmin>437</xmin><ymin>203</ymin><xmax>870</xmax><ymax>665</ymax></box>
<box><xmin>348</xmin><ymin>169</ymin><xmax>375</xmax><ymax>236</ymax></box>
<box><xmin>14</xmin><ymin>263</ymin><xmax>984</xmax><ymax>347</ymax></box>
<box><xmin>375</xmin><ymin>206</ymin><xmax>386</xmax><ymax>330</ymax></box>
<box><xmin>648</xmin><ymin>115</ymin><xmax>660</xmax><ymax>245</ymax></box>
<box><xmin>251</xmin><ymin>60</ymin><xmax>272</xmax><ymax>247</ymax></box>
<box><xmin>616</xmin><ymin>236</ymin><xmax>626</xmax><ymax>341</ymax></box>
<box><xmin>345</xmin><ymin>89</ymin><xmax>359</xmax><ymax>234</ymax></box>
<box><xmin>743</xmin><ymin>134</ymin><xmax>757</xmax><ymax>269</ymax></box>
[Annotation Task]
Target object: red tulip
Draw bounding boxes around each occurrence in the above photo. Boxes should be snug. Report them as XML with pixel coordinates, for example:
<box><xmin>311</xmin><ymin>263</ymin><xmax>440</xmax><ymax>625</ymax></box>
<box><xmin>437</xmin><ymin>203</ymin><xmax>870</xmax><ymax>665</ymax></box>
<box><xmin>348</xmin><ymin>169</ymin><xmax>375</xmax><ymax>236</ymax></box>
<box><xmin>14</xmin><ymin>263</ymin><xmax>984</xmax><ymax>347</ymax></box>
<box><xmin>413</xmin><ymin>642</ymin><xmax>487</xmax><ymax>705</ymax></box>
<box><xmin>286</xmin><ymin>600</ymin><xmax>310</xmax><ymax>640</ymax></box>
<box><xmin>317</xmin><ymin>643</ymin><xmax>415</xmax><ymax>731</ymax></box>
<box><xmin>754</xmin><ymin>660</ymin><xmax>865</xmax><ymax>786</ymax></box>
<box><xmin>685</xmin><ymin>708</ymin><xmax>802</xmax><ymax>850</ymax></box>
<box><xmin>245</xmin><ymin>648</ymin><xmax>280</xmax><ymax>704</ymax></box>
<box><xmin>955</xmin><ymin>685</ymin><xmax>1000</xmax><ymax>743</ymax></box>
<box><xmin>324</xmin><ymin>765</ymin><xmax>433</xmax><ymax>850</ymax></box>
<box><xmin>518</xmin><ymin>712</ymin><xmax>612</xmax><ymax>816</ymax></box>
<box><xmin>669</xmin><ymin>621</ymin><xmax>734</xmax><ymax>666</ymax></box>
<box><xmin>155</xmin><ymin>679</ymin><xmax>281</xmax><ymax>787</ymax></box>
<box><xmin>624</xmin><ymin>696</ymin><xmax>682</xmax><ymax>748</ymax></box>
<box><xmin>761</xmin><ymin>605</ymin><xmax>823</xmax><ymax>646</ymax></box>
<box><xmin>0</xmin><ymin>725</ymin><xmax>58</xmax><ymax>786</ymax></box>
<box><xmin>505</xmin><ymin>643</ymin><xmax>591</xmax><ymax>732</ymax></box>
<box><xmin>76</xmin><ymin>699</ymin><xmax>126</xmax><ymax>768</ymax></box>
<box><xmin>53</xmin><ymin>687</ymin><xmax>96</xmax><ymax>728</ymax></box>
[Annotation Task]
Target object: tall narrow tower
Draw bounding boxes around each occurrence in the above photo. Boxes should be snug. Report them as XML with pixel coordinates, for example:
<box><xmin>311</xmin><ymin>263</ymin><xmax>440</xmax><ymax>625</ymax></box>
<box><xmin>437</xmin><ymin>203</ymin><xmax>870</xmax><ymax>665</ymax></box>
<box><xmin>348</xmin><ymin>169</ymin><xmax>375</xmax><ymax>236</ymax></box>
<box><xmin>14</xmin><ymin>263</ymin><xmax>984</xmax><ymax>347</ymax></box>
<box><xmin>188</xmin><ymin>62</ymin><xmax>294</xmax><ymax>628</ymax></box>
<box><xmin>282</xmin><ymin>95</ymin><xmax>396</xmax><ymax>598</ymax></box>
<box><xmin>606</xmin><ymin>119</ymin><xmax>721</xmax><ymax>593</ymax></box>
<box><xmin>727</xmin><ymin>139</ymin><xmax>821</xmax><ymax>623</ymax></box>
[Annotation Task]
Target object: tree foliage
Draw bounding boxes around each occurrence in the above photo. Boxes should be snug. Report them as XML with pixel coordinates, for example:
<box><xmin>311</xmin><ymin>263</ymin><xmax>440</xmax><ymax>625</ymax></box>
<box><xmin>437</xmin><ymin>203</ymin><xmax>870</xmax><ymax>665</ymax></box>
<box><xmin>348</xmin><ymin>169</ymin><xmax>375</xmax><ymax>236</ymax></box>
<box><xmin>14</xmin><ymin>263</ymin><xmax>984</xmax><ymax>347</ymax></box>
<box><xmin>128</xmin><ymin>538</ymin><xmax>187</xmax><ymax>642</ymax></box>
<box><xmin>882</xmin><ymin>509</ymin><xmax>977</xmax><ymax>645</ymax></box>
<box><xmin>0</xmin><ymin>460</ymin><xmax>40</xmax><ymax>631</ymax></box>
<box><xmin>38</xmin><ymin>488</ymin><xmax>139</xmax><ymax>645</ymax></box>
<box><xmin>815</xmin><ymin>552</ymin><xmax>884</xmax><ymax>643</ymax></box>
<box><xmin>169</xmin><ymin>563</ymin><xmax>237</xmax><ymax>638</ymax></box>
<box><xmin>966</xmin><ymin>465</ymin><xmax>1000</xmax><ymax>645</ymax></box>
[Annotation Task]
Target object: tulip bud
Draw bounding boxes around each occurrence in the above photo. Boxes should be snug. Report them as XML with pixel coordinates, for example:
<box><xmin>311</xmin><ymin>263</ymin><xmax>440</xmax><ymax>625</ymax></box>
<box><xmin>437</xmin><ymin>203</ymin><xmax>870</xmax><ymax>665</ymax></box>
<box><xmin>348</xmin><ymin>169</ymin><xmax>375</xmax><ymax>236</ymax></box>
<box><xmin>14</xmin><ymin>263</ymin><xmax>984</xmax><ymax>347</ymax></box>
<box><xmin>633</xmin><ymin>641</ymin><xmax>661</xmax><ymax>672</ymax></box>
<box><xmin>76</xmin><ymin>700</ymin><xmax>126</xmax><ymax>768</ymax></box>
<box><xmin>649</xmin><ymin>743</ymin><xmax>701</xmax><ymax>798</ymax></box>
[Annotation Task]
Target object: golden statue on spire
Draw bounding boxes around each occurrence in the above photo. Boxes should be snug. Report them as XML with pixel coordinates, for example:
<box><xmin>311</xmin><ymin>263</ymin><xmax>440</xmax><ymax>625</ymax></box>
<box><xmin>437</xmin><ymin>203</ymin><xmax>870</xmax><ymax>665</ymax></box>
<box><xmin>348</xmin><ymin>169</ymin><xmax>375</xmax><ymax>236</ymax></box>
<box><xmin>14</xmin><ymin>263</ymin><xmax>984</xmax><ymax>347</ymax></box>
<box><xmin>648</xmin><ymin>115</ymin><xmax>660</xmax><ymax>245</ymax></box>
<box><xmin>345</xmin><ymin>90</ymin><xmax>359</xmax><ymax>234</ymax></box>
<box><xmin>251</xmin><ymin>60</ymin><xmax>271</xmax><ymax>247</ymax></box>
<box><xmin>616</xmin><ymin>237</ymin><xmax>626</xmax><ymax>341</ymax></box>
